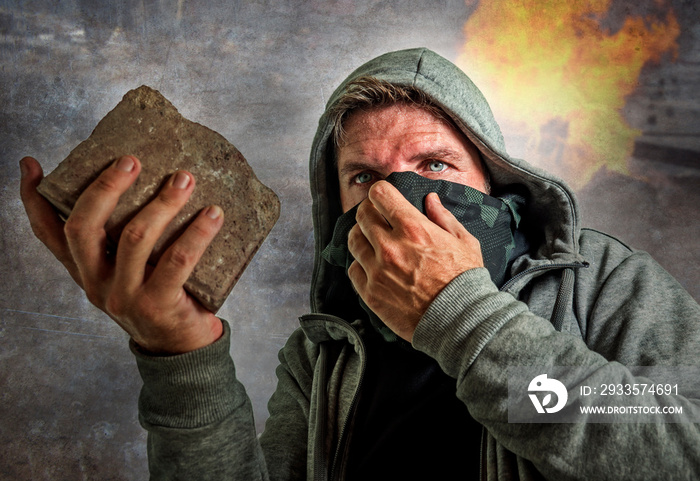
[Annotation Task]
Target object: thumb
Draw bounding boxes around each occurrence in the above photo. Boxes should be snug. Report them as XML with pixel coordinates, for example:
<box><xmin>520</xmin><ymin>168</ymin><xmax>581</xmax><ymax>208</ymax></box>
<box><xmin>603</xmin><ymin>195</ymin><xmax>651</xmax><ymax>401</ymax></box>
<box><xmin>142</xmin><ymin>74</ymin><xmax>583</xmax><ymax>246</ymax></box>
<box><xmin>19</xmin><ymin>156</ymin><xmax>44</xmax><ymax>197</ymax></box>
<box><xmin>20</xmin><ymin>157</ymin><xmax>83</xmax><ymax>287</ymax></box>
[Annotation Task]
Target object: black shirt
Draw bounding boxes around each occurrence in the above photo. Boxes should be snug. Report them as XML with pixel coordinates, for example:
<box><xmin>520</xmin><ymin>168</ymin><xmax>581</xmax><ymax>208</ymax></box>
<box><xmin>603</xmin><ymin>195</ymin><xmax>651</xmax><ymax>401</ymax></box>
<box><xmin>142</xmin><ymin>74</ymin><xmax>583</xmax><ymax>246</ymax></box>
<box><xmin>346</xmin><ymin>335</ymin><xmax>482</xmax><ymax>480</ymax></box>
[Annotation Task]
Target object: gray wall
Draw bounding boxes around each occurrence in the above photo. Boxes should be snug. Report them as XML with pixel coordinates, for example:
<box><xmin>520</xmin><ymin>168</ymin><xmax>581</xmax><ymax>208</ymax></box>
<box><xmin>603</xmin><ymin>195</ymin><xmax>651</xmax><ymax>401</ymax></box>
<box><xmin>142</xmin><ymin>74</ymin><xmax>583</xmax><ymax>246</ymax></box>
<box><xmin>1</xmin><ymin>1</ymin><xmax>698</xmax><ymax>479</ymax></box>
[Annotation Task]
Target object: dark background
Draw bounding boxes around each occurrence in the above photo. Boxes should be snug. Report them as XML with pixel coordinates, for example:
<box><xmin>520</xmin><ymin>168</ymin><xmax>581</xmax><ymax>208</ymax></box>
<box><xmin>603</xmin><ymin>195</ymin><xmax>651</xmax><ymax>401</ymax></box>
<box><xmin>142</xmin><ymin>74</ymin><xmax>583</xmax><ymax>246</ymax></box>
<box><xmin>1</xmin><ymin>1</ymin><xmax>698</xmax><ymax>479</ymax></box>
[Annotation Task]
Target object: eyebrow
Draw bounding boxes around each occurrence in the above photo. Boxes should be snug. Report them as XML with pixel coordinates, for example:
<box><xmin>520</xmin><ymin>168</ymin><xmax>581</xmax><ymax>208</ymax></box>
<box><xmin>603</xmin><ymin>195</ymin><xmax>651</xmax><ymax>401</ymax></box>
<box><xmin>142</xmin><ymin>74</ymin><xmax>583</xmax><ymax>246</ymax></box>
<box><xmin>338</xmin><ymin>160</ymin><xmax>378</xmax><ymax>177</ymax></box>
<box><xmin>409</xmin><ymin>148</ymin><xmax>463</xmax><ymax>164</ymax></box>
<box><xmin>337</xmin><ymin>147</ymin><xmax>467</xmax><ymax>178</ymax></box>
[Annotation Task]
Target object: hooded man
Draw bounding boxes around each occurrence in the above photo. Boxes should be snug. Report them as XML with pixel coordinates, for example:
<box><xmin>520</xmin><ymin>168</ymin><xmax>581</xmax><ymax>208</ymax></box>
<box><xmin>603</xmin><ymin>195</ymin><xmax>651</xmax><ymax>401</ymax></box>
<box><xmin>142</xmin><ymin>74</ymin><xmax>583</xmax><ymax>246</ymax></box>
<box><xmin>20</xmin><ymin>48</ymin><xmax>700</xmax><ymax>480</ymax></box>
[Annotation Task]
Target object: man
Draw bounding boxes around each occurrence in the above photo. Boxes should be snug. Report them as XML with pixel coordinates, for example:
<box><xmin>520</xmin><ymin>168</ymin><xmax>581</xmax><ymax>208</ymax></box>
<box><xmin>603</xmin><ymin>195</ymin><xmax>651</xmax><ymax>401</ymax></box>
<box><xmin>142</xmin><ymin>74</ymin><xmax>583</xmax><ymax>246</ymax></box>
<box><xmin>20</xmin><ymin>48</ymin><xmax>700</xmax><ymax>479</ymax></box>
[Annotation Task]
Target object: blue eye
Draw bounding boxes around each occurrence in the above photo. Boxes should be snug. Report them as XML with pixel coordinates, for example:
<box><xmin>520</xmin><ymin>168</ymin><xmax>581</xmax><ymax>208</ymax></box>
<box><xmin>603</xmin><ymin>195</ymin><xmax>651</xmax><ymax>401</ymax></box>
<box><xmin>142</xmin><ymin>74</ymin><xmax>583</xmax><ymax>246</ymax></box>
<box><xmin>354</xmin><ymin>172</ymin><xmax>373</xmax><ymax>184</ymax></box>
<box><xmin>428</xmin><ymin>161</ymin><xmax>446</xmax><ymax>172</ymax></box>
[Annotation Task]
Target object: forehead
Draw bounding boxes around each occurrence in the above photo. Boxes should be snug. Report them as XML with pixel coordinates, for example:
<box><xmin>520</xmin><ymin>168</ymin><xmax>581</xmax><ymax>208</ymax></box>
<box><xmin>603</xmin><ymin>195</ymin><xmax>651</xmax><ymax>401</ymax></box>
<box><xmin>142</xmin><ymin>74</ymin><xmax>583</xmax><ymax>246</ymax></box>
<box><xmin>336</xmin><ymin>103</ymin><xmax>475</xmax><ymax>165</ymax></box>
<box><xmin>339</xmin><ymin>103</ymin><xmax>455</xmax><ymax>145</ymax></box>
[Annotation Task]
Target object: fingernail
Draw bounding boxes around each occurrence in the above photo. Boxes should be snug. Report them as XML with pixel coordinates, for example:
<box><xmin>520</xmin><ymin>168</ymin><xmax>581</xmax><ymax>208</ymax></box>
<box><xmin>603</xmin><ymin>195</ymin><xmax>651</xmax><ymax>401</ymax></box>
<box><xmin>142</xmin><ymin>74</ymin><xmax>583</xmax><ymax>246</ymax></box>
<box><xmin>172</xmin><ymin>172</ymin><xmax>191</xmax><ymax>189</ymax></box>
<box><xmin>19</xmin><ymin>158</ymin><xmax>28</xmax><ymax>177</ymax></box>
<box><xmin>114</xmin><ymin>156</ymin><xmax>135</xmax><ymax>172</ymax></box>
<box><xmin>205</xmin><ymin>205</ymin><xmax>222</xmax><ymax>219</ymax></box>
<box><xmin>427</xmin><ymin>192</ymin><xmax>441</xmax><ymax>204</ymax></box>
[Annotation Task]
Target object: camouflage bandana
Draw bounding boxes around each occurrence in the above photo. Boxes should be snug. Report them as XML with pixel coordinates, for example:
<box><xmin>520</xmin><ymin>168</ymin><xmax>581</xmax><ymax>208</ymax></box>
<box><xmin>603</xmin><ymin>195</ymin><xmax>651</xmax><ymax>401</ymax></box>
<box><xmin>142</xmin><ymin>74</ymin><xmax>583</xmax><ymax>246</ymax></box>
<box><xmin>322</xmin><ymin>171</ymin><xmax>524</xmax><ymax>342</ymax></box>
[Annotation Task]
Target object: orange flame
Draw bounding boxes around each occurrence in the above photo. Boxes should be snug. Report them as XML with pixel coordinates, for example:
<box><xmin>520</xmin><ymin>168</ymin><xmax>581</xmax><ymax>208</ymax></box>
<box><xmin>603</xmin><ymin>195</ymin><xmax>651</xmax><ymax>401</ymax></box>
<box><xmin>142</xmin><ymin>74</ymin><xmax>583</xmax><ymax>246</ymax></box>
<box><xmin>457</xmin><ymin>0</ymin><xmax>680</xmax><ymax>187</ymax></box>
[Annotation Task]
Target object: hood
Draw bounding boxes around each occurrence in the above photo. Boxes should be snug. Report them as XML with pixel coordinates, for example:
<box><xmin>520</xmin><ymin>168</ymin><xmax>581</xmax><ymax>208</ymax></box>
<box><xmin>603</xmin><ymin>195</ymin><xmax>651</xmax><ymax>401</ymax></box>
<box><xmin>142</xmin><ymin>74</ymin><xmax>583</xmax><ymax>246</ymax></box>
<box><xmin>308</xmin><ymin>47</ymin><xmax>583</xmax><ymax>314</ymax></box>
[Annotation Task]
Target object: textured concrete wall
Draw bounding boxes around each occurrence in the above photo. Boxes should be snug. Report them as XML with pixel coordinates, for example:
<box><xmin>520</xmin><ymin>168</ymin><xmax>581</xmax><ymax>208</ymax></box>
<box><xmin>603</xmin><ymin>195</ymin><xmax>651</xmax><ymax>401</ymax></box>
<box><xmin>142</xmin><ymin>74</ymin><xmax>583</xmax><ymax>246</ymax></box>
<box><xmin>1</xmin><ymin>1</ymin><xmax>698</xmax><ymax>479</ymax></box>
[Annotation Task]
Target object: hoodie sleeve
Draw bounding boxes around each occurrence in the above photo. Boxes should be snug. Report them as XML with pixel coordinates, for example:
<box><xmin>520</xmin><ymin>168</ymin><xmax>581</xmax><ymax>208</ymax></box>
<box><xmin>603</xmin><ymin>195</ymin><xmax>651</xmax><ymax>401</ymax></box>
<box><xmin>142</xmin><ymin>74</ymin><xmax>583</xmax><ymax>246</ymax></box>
<box><xmin>412</xmin><ymin>242</ymin><xmax>700</xmax><ymax>480</ymax></box>
<box><xmin>132</xmin><ymin>320</ymin><xmax>270</xmax><ymax>480</ymax></box>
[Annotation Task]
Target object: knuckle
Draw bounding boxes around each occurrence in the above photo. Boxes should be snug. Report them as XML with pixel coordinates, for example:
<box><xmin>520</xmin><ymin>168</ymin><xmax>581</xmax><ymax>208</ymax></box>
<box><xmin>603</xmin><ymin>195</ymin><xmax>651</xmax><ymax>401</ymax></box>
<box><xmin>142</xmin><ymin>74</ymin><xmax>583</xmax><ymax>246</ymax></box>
<box><xmin>355</xmin><ymin>204</ymin><xmax>368</xmax><ymax>224</ymax></box>
<box><xmin>451</xmin><ymin>223</ymin><xmax>467</xmax><ymax>239</ymax></box>
<box><xmin>63</xmin><ymin>215</ymin><xmax>84</xmax><ymax>240</ymax></box>
<box><xmin>347</xmin><ymin>262</ymin><xmax>366</xmax><ymax>292</ymax></box>
<box><xmin>468</xmin><ymin>234</ymin><xmax>481</xmax><ymax>249</ymax></box>
<box><xmin>83</xmin><ymin>284</ymin><xmax>104</xmax><ymax>308</ymax></box>
<box><xmin>165</xmin><ymin>244</ymin><xmax>197</xmax><ymax>270</ymax></box>
<box><xmin>379</xmin><ymin>242</ymin><xmax>399</xmax><ymax>265</ymax></box>
<box><xmin>55</xmin><ymin>250</ymin><xmax>77</xmax><ymax>270</ymax></box>
<box><xmin>155</xmin><ymin>189</ymin><xmax>184</xmax><ymax>210</ymax></box>
<box><xmin>92</xmin><ymin>174</ymin><xmax>121</xmax><ymax>194</ymax></box>
<box><xmin>121</xmin><ymin>221</ymin><xmax>150</xmax><ymax>246</ymax></box>
<box><xmin>30</xmin><ymin>221</ymin><xmax>51</xmax><ymax>244</ymax></box>
<box><xmin>188</xmin><ymin>216</ymin><xmax>221</xmax><ymax>246</ymax></box>
<box><xmin>363</xmin><ymin>290</ymin><xmax>379</xmax><ymax>307</ymax></box>
<box><xmin>370</xmin><ymin>180</ymin><xmax>389</xmax><ymax>197</ymax></box>
<box><xmin>104</xmin><ymin>293</ymin><xmax>123</xmax><ymax>317</ymax></box>
<box><xmin>402</xmin><ymin>222</ymin><xmax>426</xmax><ymax>242</ymax></box>
<box><xmin>189</xmin><ymin>219</ymin><xmax>213</xmax><ymax>239</ymax></box>
<box><xmin>348</xmin><ymin>260</ymin><xmax>359</xmax><ymax>277</ymax></box>
<box><xmin>347</xmin><ymin>226</ymin><xmax>359</xmax><ymax>248</ymax></box>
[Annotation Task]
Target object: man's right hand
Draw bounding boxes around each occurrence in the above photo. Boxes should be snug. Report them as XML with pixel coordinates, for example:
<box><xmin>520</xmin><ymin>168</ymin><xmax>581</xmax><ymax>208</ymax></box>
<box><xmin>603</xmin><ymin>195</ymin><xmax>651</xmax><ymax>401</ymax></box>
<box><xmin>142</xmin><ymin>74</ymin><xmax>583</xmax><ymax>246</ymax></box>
<box><xmin>19</xmin><ymin>155</ymin><xmax>225</xmax><ymax>354</ymax></box>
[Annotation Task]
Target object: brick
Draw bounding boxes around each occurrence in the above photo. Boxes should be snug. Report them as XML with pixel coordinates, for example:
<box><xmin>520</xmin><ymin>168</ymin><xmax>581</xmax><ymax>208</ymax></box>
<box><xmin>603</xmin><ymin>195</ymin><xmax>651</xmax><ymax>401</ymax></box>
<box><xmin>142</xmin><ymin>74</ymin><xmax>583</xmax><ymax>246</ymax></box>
<box><xmin>37</xmin><ymin>85</ymin><xmax>280</xmax><ymax>312</ymax></box>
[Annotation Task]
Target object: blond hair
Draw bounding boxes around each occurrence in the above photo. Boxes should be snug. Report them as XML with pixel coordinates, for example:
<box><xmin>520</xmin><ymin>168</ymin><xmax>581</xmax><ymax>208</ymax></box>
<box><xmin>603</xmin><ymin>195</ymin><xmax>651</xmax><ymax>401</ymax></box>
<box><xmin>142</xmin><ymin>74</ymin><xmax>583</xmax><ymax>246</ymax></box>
<box><xmin>327</xmin><ymin>76</ymin><xmax>452</xmax><ymax>149</ymax></box>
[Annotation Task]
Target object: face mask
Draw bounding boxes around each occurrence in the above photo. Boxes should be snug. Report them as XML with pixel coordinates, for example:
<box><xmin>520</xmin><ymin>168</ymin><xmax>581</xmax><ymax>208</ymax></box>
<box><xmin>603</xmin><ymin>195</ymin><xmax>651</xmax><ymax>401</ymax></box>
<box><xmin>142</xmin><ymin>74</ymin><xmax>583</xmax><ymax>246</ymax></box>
<box><xmin>322</xmin><ymin>171</ymin><xmax>524</xmax><ymax>342</ymax></box>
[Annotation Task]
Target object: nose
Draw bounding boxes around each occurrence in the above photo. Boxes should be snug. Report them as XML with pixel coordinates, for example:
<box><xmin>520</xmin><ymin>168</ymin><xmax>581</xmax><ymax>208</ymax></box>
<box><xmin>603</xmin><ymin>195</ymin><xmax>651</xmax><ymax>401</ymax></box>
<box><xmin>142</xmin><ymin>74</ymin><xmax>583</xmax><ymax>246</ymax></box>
<box><xmin>376</xmin><ymin>158</ymin><xmax>416</xmax><ymax>179</ymax></box>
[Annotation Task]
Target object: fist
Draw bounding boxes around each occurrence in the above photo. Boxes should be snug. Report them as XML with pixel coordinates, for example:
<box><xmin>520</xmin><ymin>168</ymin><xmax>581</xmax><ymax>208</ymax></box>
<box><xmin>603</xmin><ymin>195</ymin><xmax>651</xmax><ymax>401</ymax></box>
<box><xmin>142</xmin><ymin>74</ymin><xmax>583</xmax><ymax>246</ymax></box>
<box><xmin>347</xmin><ymin>181</ymin><xmax>483</xmax><ymax>342</ymax></box>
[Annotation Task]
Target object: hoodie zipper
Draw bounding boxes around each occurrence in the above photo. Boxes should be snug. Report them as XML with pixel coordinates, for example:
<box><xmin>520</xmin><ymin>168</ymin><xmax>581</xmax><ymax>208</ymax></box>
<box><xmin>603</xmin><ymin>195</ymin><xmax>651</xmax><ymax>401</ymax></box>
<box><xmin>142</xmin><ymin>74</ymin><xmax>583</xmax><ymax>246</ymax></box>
<box><xmin>329</xmin><ymin>365</ymin><xmax>365</xmax><ymax>481</ymax></box>
<box><xmin>479</xmin><ymin>425</ymin><xmax>487</xmax><ymax>481</ymax></box>
<box><xmin>301</xmin><ymin>314</ymin><xmax>367</xmax><ymax>481</ymax></box>
<box><xmin>499</xmin><ymin>261</ymin><xmax>589</xmax><ymax>292</ymax></box>
<box><xmin>314</xmin><ymin>343</ymin><xmax>329</xmax><ymax>481</ymax></box>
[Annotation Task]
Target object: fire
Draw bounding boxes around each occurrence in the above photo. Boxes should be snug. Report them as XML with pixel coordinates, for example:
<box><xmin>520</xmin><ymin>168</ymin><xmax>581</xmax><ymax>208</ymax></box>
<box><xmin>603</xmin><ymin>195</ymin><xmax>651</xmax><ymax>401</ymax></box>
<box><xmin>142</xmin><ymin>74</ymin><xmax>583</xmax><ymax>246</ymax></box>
<box><xmin>456</xmin><ymin>0</ymin><xmax>680</xmax><ymax>187</ymax></box>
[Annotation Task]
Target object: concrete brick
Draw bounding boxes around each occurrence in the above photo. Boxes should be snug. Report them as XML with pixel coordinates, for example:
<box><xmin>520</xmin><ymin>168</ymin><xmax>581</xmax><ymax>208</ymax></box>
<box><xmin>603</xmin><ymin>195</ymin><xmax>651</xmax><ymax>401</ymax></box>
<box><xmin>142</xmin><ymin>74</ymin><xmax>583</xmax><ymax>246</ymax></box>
<box><xmin>37</xmin><ymin>86</ymin><xmax>280</xmax><ymax>312</ymax></box>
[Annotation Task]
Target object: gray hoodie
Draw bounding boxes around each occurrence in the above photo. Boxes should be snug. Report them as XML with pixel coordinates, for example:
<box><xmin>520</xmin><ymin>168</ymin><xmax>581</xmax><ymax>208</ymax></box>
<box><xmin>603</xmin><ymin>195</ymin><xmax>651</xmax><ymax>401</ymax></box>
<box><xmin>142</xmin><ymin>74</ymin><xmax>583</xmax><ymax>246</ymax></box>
<box><xmin>134</xmin><ymin>48</ymin><xmax>700</xmax><ymax>480</ymax></box>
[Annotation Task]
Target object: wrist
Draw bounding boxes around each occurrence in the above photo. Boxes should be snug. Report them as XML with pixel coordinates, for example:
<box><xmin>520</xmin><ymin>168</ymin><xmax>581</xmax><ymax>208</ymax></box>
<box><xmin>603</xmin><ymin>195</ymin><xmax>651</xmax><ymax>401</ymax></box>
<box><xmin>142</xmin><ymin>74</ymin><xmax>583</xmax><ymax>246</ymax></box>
<box><xmin>130</xmin><ymin>320</ymin><xmax>239</xmax><ymax>428</ymax></box>
<box><xmin>134</xmin><ymin>315</ymin><xmax>224</xmax><ymax>355</ymax></box>
<box><xmin>413</xmin><ymin>268</ymin><xmax>518</xmax><ymax>376</ymax></box>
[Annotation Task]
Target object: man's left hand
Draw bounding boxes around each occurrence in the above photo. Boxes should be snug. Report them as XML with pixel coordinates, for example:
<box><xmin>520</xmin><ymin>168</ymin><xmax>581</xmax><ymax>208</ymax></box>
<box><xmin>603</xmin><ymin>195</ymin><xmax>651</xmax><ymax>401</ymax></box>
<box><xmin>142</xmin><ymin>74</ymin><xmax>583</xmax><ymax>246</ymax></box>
<box><xmin>347</xmin><ymin>180</ymin><xmax>484</xmax><ymax>342</ymax></box>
